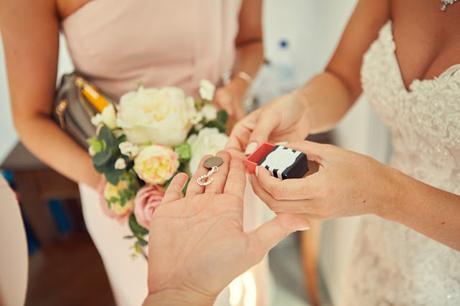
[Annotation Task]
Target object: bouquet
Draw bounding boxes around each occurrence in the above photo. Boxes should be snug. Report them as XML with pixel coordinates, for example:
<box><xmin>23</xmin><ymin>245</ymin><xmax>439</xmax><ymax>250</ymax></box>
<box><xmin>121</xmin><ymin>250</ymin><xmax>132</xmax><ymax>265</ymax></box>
<box><xmin>87</xmin><ymin>80</ymin><xmax>228</xmax><ymax>257</ymax></box>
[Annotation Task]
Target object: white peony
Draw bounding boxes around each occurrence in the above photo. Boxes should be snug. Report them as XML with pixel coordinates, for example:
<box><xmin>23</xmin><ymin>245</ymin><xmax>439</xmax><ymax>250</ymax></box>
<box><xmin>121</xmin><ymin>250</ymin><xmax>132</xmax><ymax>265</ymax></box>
<box><xmin>187</xmin><ymin>128</ymin><xmax>228</xmax><ymax>174</ymax></box>
<box><xmin>199</xmin><ymin>79</ymin><xmax>216</xmax><ymax>101</ymax></box>
<box><xmin>117</xmin><ymin>87</ymin><xmax>197</xmax><ymax>146</ymax></box>
<box><xmin>100</xmin><ymin>104</ymin><xmax>117</xmax><ymax>129</ymax></box>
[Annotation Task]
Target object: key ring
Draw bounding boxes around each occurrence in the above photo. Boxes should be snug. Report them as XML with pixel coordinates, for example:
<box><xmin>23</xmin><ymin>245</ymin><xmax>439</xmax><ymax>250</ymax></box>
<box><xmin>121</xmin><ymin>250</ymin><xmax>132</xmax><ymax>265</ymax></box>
<box><xmin>197</xmin><ymin>166</ymin><xmax>219</xmax><ymax>186</ymax></box>
<box><xmin>196</xmin><ymin>156</ymin><xmax>224</xmax><ymax>187</ymax></box>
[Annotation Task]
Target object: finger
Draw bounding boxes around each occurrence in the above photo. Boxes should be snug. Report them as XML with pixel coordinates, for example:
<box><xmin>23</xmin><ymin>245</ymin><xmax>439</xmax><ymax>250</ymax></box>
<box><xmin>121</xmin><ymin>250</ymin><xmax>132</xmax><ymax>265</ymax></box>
<box><xmin>249</xmin><ymin>213</ymin><xmax>310</xmax><ymax>259</ymax></box>
<box><xmin>214</xmin><ymin>89</ymin><xmax>234</xmax><ymax>117</ymax></box>
<box><xmin>223</xmin><ymin>154</ymin><xmax>247</xmax><ymax>200</ymax></box>
<box><xmin>250</xmin><ymin>176</ymin><xmax>310</xmax><ymax>214</ymax></box>
<box><xmin>285</xmin><ymin>141</ymin><xmax>330</xmax><ymax>164</ymax></box>
<box><xmin>205</xmin><ymin>151</ymin><xmax>231</xmax><ymax>194</ymax></box>
<box><xmin>247</xmin><ymin>109</ymin><xmax>281</xmax><ymax>148</ymax></box>
<box><xmin>255</xmin><ymin>166</ymin><xmax>320</xmax><ymax>200</ymax></box>
<box><xmin>234</xmin><ymin>103</ymin><xmax>246</xmax><ymax>120</ymax></box>
<box><xmin>162</xmin><ymin>173</ymin><xmax>188</xmax><ymax>203</ymax></box>
<box><xmin>226</xmin><ymin>111</ymin><xmax>259</xmax><ymax>152</ymax></box>
<box><xmin>186</xmin><ymin>154</ymin><xmax>212</xmax><ymax>196</ymax></box>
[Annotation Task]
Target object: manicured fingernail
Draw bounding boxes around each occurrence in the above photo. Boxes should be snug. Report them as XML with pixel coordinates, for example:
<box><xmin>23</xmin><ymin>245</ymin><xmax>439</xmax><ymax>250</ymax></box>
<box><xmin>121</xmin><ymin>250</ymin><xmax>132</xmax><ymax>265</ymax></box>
<box><xmin>245</xmin><ymin>142</ymin><xmax>258</xmax><ymax>155</ymax></box>
<box><xmin>296</xmin><ymin>225</ymin><xmax>310</xmax><ymax>231</ymax></box>
<box><xmin>255</xmin><ymin>166</ymin><xmax>260</xmax><ymax>177</ymax></box>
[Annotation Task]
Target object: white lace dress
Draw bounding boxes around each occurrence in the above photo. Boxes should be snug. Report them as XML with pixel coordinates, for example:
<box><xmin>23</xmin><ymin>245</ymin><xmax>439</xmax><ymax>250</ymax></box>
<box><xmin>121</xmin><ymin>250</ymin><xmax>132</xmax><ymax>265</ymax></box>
<box><xmin>340</xmin><ymin>21</ymin><xmax>460</xmax><ymax>306</ymax></box>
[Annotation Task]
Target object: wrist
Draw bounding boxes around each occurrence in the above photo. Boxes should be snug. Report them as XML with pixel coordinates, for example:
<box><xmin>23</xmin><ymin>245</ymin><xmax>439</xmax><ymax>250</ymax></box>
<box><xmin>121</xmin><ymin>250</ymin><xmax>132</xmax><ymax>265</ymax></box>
<box><xmin>144</xmin><ymin>288</ymin><xmax>216</xmax><ymax>306</ymax></box>
<box><xmin>373</xmin><ymin>163</ymin><xmax>408</xmax><ymax>221</ymax></box>
<box><xmin>227</xmin><ymin>77</ymin><xmax>249</xmax><ymax>97</ymax></box>
<box><xmin>290</xmin><ymin>89</ymin><xmax>312</xmax><ymax>131</ymax></box>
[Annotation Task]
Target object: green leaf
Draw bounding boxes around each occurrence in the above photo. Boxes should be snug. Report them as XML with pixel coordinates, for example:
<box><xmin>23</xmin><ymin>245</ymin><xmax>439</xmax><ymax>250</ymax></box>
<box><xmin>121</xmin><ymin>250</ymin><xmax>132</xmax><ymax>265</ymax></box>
<box><xmin>129</xmin><ymin>214</ymin><xmax>148</xmax><ymax>237</ymax></box>
<box><xmin>174</xmin><ymin>143</ymin><xmax>192</xmax><ymax>162</ymax></box>
<box><xmin>93</xmin><ymin>149</ymin><xmax>112</xmax><ymax>167</ymax></box>
<box><xmin>105</xmin><ymin>167</ymin><xmax>125</xmax><ymax>185</ymax></box>
<box><xmin>216</xmin><ymin>110</ymin><xmax>228</xmax><ymax>125</ymax></box>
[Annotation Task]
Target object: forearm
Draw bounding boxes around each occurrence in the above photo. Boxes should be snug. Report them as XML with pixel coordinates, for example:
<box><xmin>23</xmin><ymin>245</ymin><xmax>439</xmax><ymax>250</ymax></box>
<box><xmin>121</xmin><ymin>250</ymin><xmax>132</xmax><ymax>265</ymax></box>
<box><xmin>143</xmin><ymin>289</ymin><xmax>215</xmax><ymax>306</ymax></box>
<box><xmin>15</xmin><ymin>114</ymin><xmax>100</xmax><ymax>189</ymax></box>
<box><xmin>381</xmin><ymin>167</ymin><xmax>460</xmax><ymax>251</ymax></box>
<box><xmin>230</xmin><ymin>40</ymin><xmax>264</xmax><ymax>94</ymax></box>
<box><xmin>295</xmin><ymin>71</ymin><xmax>355</xmax><ymax>134</ymax></box>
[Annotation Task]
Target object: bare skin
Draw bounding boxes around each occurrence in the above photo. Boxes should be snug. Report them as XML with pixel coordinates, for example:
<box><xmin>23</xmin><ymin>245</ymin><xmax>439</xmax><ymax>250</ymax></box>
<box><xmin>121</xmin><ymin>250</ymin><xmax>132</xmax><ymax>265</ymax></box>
<box><xmin>228</xmin><ymin>0</ymin><xmax>460</xmax><ymax>251</ymax></box>
<box><xmin>0</xmin><ymin>0</ymin><xmax>263</xmax><ymax>189</ymax></box>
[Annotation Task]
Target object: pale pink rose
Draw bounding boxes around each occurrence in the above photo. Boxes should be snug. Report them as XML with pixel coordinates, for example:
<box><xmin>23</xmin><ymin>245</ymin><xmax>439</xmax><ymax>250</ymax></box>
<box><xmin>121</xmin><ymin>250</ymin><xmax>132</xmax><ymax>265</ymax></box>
<box><xmin>134</xmin><ymin>185</ymin><xmax>165</xmax><ymax>229</ymax></box>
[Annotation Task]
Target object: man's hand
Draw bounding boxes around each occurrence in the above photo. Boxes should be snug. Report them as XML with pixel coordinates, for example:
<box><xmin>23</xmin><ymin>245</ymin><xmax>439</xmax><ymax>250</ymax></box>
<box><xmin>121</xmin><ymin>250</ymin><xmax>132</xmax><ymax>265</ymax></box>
<box><xmin>144</xmin><ymin>151</ymin><xmax>309</xmax><ymax>305</ymax></box>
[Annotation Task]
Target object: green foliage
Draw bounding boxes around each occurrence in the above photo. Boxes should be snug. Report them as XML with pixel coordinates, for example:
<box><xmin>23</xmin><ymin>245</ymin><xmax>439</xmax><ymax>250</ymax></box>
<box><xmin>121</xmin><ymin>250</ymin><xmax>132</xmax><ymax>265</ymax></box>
<box><xmin>128</xmin><ymin>214</ymin><xmax>148</xmax><ymax>237</ymax></box>
<box><xmin>204</xmin><ymin>110</ymin><xmax>228</xmax><ymax>133</ymax></box>
<box><xmin>89</xmin><ymin>125</ymin><xmax>132</xmax><ymax>185</ymax></box>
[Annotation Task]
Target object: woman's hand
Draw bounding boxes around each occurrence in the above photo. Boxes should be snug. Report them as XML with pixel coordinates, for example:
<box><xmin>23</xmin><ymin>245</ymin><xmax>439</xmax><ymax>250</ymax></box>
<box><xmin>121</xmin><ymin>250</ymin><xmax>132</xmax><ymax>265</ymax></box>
<box><xmin>226</xmin><ymin>91</ymin><xmax>311</xmax><ymax>154</ymax></box>
<box><xmin>251</xmin><ymin>141</ymin><xmax>398</xmax><ymax>219</ymax></box>
<box><xmin>144</xmin><ymin>151</ymin><xmax>309</xmax><ymax>306</ymax></box>
<box><xmin>213</xmin><ymin>79</ymin><xmax>247</xmax><ymax>120</ymax></box>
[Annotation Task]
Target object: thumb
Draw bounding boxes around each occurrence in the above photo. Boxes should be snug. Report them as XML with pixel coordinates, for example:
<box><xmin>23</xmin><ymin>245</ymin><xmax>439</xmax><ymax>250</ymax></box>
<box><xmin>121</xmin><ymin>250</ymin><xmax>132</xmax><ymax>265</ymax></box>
<box><xmin>249</xmin><ymin>214</ymin><xmax>310</xmax><ymax>257</ymax></box>
<box><xmin>246</xmin><ymin>110</ymin><xmax>281</xmax><ymax>154</ymax></box>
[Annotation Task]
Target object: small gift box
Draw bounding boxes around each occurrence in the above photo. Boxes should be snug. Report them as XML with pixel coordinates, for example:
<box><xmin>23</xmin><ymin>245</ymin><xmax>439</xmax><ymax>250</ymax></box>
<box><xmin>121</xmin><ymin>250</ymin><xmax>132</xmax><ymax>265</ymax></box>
<box><xmin>244</xmin><ymin>143</ymin><xmax>309</xmax><ymax>180</ymax></box>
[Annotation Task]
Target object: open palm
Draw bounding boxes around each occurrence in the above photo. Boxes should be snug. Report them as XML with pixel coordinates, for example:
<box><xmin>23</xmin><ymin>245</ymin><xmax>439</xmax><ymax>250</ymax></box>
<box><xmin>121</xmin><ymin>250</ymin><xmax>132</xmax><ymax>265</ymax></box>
<box><xmin>147</xmin><ymin>152</ymin><xmax>309</xmax><ymax>300</ymax></box>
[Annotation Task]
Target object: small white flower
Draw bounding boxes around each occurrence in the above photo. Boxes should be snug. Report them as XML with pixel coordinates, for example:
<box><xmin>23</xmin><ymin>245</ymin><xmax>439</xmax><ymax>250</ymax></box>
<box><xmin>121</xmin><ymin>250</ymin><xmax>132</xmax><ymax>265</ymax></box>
<box><xmin>100</xmin><ymin>104</ymin><xmax>117</xmax><ymax>129</ymax></box>
<box><xmin>199</xmin><ymin>79</ymin><xmax>216</xmax><ymax>101</ymax></box>
<box><xmin>200</xmin><ymin>104</ymin><xmax>218</xmax><ymax>121</ymax></box>
<box><xmin>91</xmin><ymin>114</ymin><xmax>102</xmax><ymax>126</ymax></box>
<box><xmin>190</xmin><ymin>112</ymin><xmax>204</xmax><ymax>125</ymax></box>
<box><xmin>119</xmin><ymin>142</ymin><xmax>139</xmax><ymax>158</ymax></box>
<box><xmin>88</xmin><ymin>146</ymin><xmax>96</xmax><ymax>156</ymax></box>
<box><xmin>114</xmin><ymin>158</ymin><xmax>127</xmax><ymax>170</ymax></box>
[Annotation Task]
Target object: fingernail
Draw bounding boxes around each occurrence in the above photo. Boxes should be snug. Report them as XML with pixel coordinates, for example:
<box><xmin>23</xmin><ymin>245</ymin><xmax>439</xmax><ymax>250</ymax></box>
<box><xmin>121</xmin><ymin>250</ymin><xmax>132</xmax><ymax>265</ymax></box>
<box><xmin>245</xmin><ymin>142</ymin><xmax>258</xmax><ymax>155</ymax></box>
<box><xmin>296</xmin><ymin>225</ymin><xmax>310</xmax><ymax>231</ymax></box>
<box><xmin>255</xmin><ymin>166</ymin><xmax>260</xmax><ymax>177</ymax></box>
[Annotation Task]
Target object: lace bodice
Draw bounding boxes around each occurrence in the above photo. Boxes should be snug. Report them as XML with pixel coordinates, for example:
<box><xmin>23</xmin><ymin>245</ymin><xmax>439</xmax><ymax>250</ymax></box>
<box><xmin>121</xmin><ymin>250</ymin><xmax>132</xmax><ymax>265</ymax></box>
<box><xmin>340</xmin><ymin>21</ymin><xmax>460</xmax><ymax>306</ymax></box>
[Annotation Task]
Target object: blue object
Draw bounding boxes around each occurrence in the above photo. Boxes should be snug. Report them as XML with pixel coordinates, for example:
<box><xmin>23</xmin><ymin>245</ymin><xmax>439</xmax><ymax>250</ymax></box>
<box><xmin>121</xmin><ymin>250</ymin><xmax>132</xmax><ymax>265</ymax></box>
<box><xmin>279</xmin><ymin>39</ymin><xmax>289</xmax><ymax>49</ymax></box>
<box><xmin>48</xmin><ymin>198</ymin><xmax>72</xmax><ymax>235</ymax></box>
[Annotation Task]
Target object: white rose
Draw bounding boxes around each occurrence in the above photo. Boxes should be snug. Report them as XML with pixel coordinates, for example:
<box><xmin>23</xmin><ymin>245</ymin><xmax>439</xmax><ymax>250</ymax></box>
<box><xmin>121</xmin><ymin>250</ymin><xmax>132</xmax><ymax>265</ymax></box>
<box><xmin>200</xmin><ymin>104</ymin><xmax>218</xmax><ymax>121</ymax></box>
<box><xmin>117</xmin><ymin>87</ymin><xmax>196</xmax><ymax>146</ymax></box>
<box><xmin>101</xmin><ymin>104</ymin><xmax>117</xmax><ymax>129</ymax></box>
<box><xmin>187</xmin><ymin>128</ymin><xmax>228</xmax><ymax>174</ymax></box>
<box><xmin>199</xmin><ymin>79</ymin><xmax>216</xmax><ymax>101</ymax></box>
<box><xmin>119</xmin><ymin>141</ymin><xmax>139</xmax><ymax>158</ymax></box>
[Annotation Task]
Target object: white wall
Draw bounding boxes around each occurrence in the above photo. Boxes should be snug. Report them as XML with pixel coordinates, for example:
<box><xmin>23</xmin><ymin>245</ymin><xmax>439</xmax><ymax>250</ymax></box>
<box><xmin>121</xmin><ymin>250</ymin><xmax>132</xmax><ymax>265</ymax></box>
<box><xmin>0</xmin><ymin>39</ymin><xmax>17</xmax><ymax>163</ymax></box>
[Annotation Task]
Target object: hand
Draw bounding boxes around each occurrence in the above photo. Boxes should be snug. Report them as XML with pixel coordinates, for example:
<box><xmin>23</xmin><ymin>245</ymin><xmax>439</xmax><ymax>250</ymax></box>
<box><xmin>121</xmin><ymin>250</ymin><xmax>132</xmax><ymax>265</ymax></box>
<box><xmin>226</xmin><ymin>91</ymin><xmax>310</xmax><ymax>154</ymax></box>
<box><xmin>145</xmin><ymin>151</ymin><xmax>309</xmax><ymax>306</ymax></box>
<box><xmin>251</xmin><ymin>141</ymin><xmax>398</xmax><ymax>219</ymax></box>
<box><xmin>213</xmin><ymin>79</ymin><xmax>247</xmax><ymax>120</ymax></box>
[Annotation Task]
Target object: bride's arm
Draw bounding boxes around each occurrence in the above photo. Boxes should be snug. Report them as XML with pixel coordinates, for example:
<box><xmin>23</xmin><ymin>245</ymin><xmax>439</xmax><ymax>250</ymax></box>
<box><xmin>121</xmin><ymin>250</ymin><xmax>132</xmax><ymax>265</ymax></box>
<box><xmin>299</xmin><ymin>0</ymin><xmax>391</xmax><ymax>134</ymax></box>
<box><xmin>1</xmin><ymin>0</ymin><xmax>100</xmax><ymax>188</ymax></box>
<box><xmin>228</xmin><ymin>0</ymin><xmax>391</xmax><ymax>149</ymax></box>
<box><xmin>251</xmin><ymin>141</ymin><xmax>460</xmax><ymax>251</ymax></box>
<box><xmin>383</xmin><ymin>169</ymin><xmax>460</xmax><ymax>251</ymax></box>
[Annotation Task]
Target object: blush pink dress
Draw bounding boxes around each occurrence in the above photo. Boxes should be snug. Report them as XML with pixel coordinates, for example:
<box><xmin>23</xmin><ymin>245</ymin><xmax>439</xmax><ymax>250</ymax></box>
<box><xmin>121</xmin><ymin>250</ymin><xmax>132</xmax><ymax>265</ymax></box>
<box><xmin>62</xmin><ymin>1</ymin><xmax>270</xmax><ymax>305</ymax></box>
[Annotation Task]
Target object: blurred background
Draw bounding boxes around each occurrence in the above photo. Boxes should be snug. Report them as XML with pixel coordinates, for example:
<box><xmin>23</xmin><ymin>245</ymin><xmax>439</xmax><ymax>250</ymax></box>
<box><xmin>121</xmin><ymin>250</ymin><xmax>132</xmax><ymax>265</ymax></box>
<box><xmin>0</xmin><ymin>1</ymin><xmax>391</xmax><ymax>305</ymax></box>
